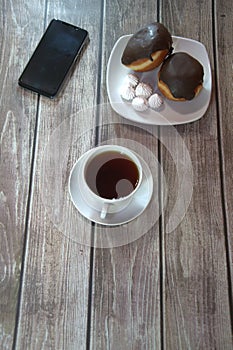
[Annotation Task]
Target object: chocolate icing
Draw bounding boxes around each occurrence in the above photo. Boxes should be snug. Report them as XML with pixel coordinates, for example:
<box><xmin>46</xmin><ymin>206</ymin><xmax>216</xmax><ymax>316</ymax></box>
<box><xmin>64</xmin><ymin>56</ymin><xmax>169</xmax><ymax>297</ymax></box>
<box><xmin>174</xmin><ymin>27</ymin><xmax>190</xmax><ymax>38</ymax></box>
<box><xmin>121</xmin><ymin>22</ymin><xmax>173</xmax><ymax>65</ymax></box>
<box><xmin>159</xmin><ymin>52</ymin><xmax>204</xmax><ymax>100</ymax></box>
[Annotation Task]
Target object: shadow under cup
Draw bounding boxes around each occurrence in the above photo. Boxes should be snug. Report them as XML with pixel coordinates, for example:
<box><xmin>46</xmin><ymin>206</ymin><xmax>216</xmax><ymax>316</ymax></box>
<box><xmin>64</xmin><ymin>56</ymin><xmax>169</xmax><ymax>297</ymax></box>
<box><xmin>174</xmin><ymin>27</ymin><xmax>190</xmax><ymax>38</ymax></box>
<box><xmin>80</xmin><ymin>145</ymin><xmax>143</xmax><ymax>218</ymax></box>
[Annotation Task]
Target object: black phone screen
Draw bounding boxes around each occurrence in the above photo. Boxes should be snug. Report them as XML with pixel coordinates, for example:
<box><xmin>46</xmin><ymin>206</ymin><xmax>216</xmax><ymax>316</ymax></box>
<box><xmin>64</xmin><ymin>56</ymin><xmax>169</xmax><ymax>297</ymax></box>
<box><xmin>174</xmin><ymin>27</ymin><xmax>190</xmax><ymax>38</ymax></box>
<box><xmin>18</xmin><ymin>19</ymin><xmax>88</xmax><ymax>98</ymax></box>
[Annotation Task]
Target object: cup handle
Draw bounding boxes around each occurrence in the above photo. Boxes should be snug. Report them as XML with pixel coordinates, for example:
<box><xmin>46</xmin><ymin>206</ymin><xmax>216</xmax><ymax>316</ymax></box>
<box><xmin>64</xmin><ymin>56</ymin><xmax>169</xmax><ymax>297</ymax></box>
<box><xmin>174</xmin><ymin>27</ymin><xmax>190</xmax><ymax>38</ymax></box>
<box><xmin>100</xmin><ymin>203</ymin><xmax>109</xmax><ymax>219</ymax></box>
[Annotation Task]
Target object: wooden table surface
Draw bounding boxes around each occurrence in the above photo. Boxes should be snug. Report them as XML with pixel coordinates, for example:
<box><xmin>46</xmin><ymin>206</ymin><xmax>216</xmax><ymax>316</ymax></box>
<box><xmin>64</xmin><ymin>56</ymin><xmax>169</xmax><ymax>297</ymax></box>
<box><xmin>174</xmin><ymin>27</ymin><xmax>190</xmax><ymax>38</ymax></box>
<box><xmin>0</xmin><ymin>0</ymin><xmax>232</xmax><ymax>349</ymax></box>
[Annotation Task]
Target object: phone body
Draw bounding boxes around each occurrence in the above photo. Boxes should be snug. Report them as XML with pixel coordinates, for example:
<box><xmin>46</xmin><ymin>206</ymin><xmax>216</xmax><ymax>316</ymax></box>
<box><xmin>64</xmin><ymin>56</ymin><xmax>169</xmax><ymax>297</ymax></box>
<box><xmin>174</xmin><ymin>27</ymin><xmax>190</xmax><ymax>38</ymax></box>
<box><xmin>18</xmin><ymin>19</ymin><xmax>89</xmax><ymax>98</ymax></box>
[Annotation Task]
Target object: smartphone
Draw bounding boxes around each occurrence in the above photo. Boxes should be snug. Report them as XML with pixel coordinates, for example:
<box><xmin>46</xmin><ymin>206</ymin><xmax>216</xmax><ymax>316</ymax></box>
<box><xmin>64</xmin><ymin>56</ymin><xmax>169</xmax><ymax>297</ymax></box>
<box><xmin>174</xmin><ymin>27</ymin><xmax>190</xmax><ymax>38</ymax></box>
<box><xmin>18</xmin><ymin>19</ymin><xmax>89</xmax><ymax>98</ymax></box>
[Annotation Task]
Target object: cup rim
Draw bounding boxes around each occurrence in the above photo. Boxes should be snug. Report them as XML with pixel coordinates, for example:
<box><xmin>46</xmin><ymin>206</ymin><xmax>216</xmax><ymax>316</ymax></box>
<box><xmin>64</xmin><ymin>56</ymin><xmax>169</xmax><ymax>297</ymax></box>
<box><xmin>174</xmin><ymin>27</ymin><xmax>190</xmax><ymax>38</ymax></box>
<box><xmin>82</xmin><ymin>145</ymin><xmax>143</xmax><ymax>203</ymax></box>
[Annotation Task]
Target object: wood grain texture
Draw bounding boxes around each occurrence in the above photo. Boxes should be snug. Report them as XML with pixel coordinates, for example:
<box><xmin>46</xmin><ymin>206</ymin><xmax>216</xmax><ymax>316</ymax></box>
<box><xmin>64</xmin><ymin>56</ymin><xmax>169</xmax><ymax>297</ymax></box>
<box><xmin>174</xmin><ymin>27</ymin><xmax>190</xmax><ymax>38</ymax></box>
<box><xmin>1</xmin><ymin>0</ymin><xmax>232</xmax><ymax>349</ymax></box>
<box><xmin>90</xmin><ymin>1</ymin><xmax>163</xmax><ymax>349</ymax></box>
<box><xmin>0</xmin><ymin>1</ymin><xmax>45</xmax><ymax>348</ymax></box>
<box><xmin>90</xmin><ymin>120</ymin><xmax>162</xmax><ymax>349</ymax></box>
<box><xmin>14</xmin><ymin>0</ymin><xmax>103</xmax><ymax>349</ymax></box>
<box><xmin>161</xmin><ymin>0</ymin><xmax>232</xmax><ymax>348</ymax></box>
<box><xmin>215</xmin><ymin>0</ymin><xmax>233</xmax><ymax>282</ymax></box>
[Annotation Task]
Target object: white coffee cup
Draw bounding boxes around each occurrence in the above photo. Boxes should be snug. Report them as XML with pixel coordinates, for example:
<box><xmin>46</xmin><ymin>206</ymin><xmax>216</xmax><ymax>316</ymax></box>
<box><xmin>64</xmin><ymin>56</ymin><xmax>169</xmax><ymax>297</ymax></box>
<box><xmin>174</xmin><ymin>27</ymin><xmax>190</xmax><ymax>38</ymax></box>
<box><xmin>79</xmin><ymin>145</ymin><xmax>142</xmax><ymax>219</ymax></box>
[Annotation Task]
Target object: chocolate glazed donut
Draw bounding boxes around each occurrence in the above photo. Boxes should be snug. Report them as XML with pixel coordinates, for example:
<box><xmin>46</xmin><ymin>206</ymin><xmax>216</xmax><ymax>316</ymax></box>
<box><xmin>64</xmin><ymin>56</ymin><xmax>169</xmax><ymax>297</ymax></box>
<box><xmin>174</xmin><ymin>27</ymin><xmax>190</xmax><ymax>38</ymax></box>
<box><xmin>158</xmin><ymin>52</ymin><xmax>204</xmax><ymax>101</ymax></box>
<box><xmin>121</xmin><ymin>22</ymin><xmax>173</xmax><ymax>72</ymax></box>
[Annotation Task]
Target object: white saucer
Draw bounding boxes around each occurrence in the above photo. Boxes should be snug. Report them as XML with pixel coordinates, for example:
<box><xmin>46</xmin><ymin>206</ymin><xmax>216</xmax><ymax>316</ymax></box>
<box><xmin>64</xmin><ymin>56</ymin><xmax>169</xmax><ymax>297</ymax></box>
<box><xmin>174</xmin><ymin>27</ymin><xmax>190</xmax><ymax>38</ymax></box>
<box><xmin>69</xmin><ymin>151</ymin><xmax>153</xmax><ymax>226</ymax></box>
<box><xmin>107</xmin><ymin>35</ymin><xmax>212</xmax><ymax>125</ymax></box>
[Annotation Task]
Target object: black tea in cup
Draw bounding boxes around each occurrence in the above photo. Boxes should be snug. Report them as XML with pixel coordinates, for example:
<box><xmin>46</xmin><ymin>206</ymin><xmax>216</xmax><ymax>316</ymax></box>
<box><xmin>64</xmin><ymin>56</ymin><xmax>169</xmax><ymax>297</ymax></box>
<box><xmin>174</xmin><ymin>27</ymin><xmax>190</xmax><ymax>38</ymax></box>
<box><xmin>85</xmin><ymin>151</ymin><xmax>139</xmax><ymax>200</ymax></box>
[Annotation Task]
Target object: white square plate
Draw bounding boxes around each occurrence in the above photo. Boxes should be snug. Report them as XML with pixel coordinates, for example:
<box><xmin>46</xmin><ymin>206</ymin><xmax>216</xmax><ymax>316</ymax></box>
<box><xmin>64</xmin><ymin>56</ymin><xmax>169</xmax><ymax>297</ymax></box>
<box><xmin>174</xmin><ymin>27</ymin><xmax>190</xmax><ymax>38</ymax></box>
<box><xmin>106</xmin><ymin>35</ymin><xmax>212</xmax><ymax>125</ymax></box>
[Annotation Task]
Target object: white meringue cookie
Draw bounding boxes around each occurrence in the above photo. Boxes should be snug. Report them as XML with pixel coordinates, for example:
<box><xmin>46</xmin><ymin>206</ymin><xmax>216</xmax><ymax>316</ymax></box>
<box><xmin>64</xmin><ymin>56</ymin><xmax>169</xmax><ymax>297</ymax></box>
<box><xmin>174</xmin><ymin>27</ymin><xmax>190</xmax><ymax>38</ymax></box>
<box><xmin>148</xmin><ymin>93</ymin><xmax>163</xmax><ymax>109</ymax></box>
<box><xmin>120</xmin><ymin>85</ymin><xmax>135</xmax><ymax>101</ymax></box>
<box><xmin>135</xmin><ymin>82</ymin><xmax>153</xmax><ymax>99</ymax></box>
<box><xmin>127</xmin><ymin>73</ymin><xmax>139</xmax><ymax>87</ymax></box>
<box><xmin>132</xmin><ymin>97</ymin><xmax>148</xmax><ymax>112</ymax></box>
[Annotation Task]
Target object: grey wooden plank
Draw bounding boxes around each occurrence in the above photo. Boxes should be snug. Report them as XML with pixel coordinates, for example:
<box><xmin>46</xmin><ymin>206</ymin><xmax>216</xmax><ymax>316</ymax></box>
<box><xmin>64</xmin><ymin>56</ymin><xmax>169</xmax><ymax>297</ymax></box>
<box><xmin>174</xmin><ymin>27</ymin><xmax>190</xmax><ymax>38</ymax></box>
<box><xmin>161</xmin><ymin>0</ymin><xmax>232</xmax><ymax>348</ymax></box>
<box><xmin>215</xmin><ymin>0</ymin><xmax>233</xmax><ymax>283</ymax></box>
<box><xmin>0</xmin><ymin>1</ymin><xmax>45</xmax><ymax>349</ymax></box>
<box><xmin>14</xmin><ymin>0</ymin><xmax>103</xmax><ymax>349</ymax></box>
<box><xmin>90</xmin><ymin>118</ymin><xmax>162</xmax><ymax>349</ymax></box>
<box><xmin>90</xmin><ymin>1</ymin><xmax>162</xmax><ymax>349</ymax></box>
